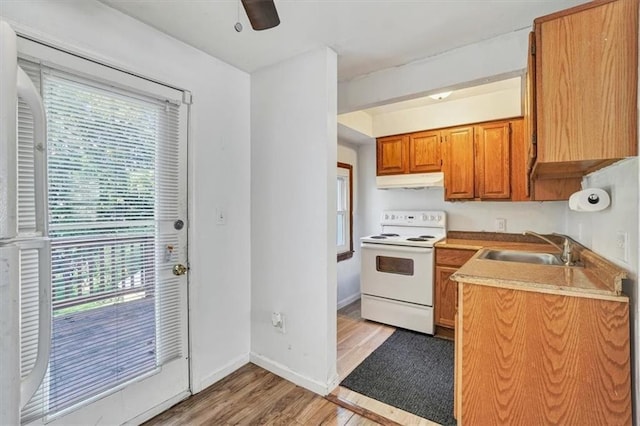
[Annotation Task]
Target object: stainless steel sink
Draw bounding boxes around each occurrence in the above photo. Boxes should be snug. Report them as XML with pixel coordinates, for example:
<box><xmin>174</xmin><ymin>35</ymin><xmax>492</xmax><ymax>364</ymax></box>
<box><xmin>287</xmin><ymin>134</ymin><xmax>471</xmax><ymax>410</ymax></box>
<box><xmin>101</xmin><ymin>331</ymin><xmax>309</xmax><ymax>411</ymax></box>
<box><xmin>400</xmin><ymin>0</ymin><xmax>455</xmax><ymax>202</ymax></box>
<box><xmin>478</xmin><ymin>249</ymin><xmax>563</xmax><ymax>266</ymax></box>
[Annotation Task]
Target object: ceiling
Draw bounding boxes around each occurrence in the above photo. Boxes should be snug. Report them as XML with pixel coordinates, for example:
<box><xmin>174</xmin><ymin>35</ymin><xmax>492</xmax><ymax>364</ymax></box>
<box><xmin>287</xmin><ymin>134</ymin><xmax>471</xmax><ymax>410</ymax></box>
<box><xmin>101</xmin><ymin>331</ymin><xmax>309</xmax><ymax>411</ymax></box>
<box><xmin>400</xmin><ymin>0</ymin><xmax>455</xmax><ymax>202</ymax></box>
<box><xmin>99</xmin><ymin>0</ymin><xmax>588</xmax><ymax>83</ymax></box>
<box><xmin>362</xmin><ymin>77</ymin><xmax>521</xmax><ymax>116</ymax></box>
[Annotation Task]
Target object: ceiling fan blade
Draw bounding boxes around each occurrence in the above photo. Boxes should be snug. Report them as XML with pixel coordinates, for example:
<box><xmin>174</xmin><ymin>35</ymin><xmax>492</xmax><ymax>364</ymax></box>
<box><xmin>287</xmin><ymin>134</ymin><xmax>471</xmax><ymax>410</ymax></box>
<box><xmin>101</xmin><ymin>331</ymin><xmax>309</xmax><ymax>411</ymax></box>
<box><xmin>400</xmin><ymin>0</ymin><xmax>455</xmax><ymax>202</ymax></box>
<box><xmin>241</xmin><ymin>0</ymin><xmax>280</xmax><ymax>31</ymax></box>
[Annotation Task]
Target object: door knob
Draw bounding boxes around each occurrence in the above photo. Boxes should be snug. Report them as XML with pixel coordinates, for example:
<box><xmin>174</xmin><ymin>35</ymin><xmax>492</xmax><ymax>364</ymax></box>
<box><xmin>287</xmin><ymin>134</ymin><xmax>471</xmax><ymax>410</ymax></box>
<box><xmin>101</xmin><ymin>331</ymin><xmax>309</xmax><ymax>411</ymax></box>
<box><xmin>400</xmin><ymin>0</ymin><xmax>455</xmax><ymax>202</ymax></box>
<box><xmin>172</xmin><ymin>264</ymin><xmax>188</xmax><ymax>276</ymax></box>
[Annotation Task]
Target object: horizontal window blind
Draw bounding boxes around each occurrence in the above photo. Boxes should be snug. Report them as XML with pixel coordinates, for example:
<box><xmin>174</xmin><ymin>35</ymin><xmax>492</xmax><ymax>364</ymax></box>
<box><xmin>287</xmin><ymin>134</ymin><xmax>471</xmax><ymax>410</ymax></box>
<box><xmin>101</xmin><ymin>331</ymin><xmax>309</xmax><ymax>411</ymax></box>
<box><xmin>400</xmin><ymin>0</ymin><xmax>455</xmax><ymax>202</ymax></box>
<box><xmin>337</xmin><ymin>168</ymin><xmax>349</xmax><ymax>252</ymax></box>
<box><xmin>18</xmin><ymin>59</ymin><xmax>46</xmax><ymax>424</ymax></box>
<box><xmin>20</xmin><ymin>62</ymin><xmax>184</xmax><ymax>423</ymax></box>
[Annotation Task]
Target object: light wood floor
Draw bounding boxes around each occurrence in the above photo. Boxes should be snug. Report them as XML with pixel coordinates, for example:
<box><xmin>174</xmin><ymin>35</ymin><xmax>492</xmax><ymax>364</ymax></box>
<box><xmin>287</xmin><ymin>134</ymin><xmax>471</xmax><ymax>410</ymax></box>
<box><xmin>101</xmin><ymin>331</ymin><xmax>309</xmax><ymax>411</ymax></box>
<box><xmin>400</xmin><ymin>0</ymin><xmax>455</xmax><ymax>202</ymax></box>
<box><xmin>144</xmin><ymin>299</ymin><xmax>438</xmax><ymax>425</ymax></box>
<box><xmin>331</xmin><ymin>301</ymin><xmax>438</xmax><ymax>426</ymax></box>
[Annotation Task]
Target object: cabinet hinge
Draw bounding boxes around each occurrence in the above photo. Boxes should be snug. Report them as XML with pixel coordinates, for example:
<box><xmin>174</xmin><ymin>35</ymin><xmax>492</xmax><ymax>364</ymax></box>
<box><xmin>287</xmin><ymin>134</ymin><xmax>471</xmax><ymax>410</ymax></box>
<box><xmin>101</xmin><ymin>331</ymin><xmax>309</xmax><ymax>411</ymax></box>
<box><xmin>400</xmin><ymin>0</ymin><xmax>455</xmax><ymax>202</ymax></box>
<box><xmin>530</xmin><ymin>39</ymin><xmax>536</xmax><ymax>56</ymax></box>
<box><xmin>532</xmin><ymin>133</ymin><xmax>537</xmax><ymax>145</ymax></box>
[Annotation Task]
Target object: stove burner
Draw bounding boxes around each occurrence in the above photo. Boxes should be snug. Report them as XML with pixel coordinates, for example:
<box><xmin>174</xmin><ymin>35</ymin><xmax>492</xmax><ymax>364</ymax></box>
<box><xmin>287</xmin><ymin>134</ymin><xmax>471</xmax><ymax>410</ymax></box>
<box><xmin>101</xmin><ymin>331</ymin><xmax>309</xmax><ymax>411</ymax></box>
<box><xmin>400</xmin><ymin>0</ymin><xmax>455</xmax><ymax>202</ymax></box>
<box><xmin>370</xmin><ymin>235</ymin><xmax>387</xmax><ymax>239</ymax></box>
<box><xmin>381</xmin><ymin>233</ymin><xmax>400</xmax><ymax>237</ymax></box>
<box><xmin>406</xmin><ymin>237</ymin><xmax>429</xmax><ymax>242</ymax></box>
<box><xmin>419</xmin><ymin>235</ymin><xmax>435</xmax><ymax>239</ymax></box>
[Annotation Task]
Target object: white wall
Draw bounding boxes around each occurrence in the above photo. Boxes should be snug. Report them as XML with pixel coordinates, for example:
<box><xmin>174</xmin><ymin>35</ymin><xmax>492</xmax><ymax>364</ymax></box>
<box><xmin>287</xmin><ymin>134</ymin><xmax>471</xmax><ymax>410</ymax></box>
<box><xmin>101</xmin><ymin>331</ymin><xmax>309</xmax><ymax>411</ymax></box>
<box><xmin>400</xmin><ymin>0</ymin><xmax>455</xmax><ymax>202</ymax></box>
<box><xmin>338</xmin><ymin>111</ymin><xmax>373</xmax><ymax>137</ymax></box>
<box><xmin>565</xmin><ymin>158</ymin><xmax>639</xmax><ymax>423</ymax></box>
<box><xmin>372</xmin><ymin>88</ymin><xmax>521</xmax><ymax>137</ymax></box>
<box><xmin>338</xmin><ymin>28</ymin><xmax>529</xmax><ymax>113</ymax></box>
<box><xmin>1</xmin><ymin>0</ymin><xmax>251</xmax><ymax>402</ymax></box>
<box><xmin>250</xmin><ymin>47</ymin><xmax>338</xmax><ymax>395</ymax></box>
<box><xmin>358</xmin><ymin>143</ymin><xmax>566</xmax><ymax>237</ymax></box>
<box><xmin>337</xmin><ymin>142</ymin><xmax>360</xmax><ymax>308</ymax></box>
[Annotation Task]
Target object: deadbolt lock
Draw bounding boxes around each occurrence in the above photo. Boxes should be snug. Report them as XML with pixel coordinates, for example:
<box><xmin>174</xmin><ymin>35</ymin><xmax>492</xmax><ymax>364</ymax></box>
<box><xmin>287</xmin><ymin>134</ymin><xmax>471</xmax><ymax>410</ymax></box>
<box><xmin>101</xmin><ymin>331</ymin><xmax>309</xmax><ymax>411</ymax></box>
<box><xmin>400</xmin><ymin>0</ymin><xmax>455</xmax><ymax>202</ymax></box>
<box><xmin>172</xmin><ymin>264</ymin><xmax>188</xmax><ymax>276</ymax></box>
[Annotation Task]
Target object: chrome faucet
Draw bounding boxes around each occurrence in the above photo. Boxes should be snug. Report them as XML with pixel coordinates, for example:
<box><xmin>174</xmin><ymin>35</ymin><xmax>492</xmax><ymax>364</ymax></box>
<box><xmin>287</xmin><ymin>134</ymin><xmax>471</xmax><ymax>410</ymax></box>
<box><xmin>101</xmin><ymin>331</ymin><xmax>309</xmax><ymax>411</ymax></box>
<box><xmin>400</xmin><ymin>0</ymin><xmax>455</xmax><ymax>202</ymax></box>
<box><xmin>523</xmin><ymin>231</ymin><xmax>575</xmax><ymax>266</ymax></box>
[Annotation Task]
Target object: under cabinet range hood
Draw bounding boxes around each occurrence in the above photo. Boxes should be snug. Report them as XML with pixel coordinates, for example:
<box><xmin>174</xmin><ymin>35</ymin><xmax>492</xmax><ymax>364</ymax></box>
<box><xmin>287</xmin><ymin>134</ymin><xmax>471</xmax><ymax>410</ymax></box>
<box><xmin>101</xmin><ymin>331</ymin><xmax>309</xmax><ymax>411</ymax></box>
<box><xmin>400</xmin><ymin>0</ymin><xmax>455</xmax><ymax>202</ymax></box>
<box><xmin>376</xmin><ymin>172</ymin><xmax>444</xmax><ymax>189</ymax></box>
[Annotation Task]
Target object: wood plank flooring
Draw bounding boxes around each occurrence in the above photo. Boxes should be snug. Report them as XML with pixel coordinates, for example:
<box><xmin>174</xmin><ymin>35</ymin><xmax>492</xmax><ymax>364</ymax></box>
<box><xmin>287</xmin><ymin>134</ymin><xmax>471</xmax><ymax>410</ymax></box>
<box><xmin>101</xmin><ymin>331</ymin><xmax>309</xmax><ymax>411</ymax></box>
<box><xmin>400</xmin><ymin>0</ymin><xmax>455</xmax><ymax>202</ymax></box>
<box><xmin>144</xmin><ymin>299</ymin><xmax>439</xmax><ymax>425</ymax></box>
<box><xmin>336</xmin><ymin>300</ymin><xmax>395</xmax><ymax>379</ymax></box>
<box><xmin>145</xmin><ymin>363</ymin><xmax>377</xmax><ymax>426</ymax></box>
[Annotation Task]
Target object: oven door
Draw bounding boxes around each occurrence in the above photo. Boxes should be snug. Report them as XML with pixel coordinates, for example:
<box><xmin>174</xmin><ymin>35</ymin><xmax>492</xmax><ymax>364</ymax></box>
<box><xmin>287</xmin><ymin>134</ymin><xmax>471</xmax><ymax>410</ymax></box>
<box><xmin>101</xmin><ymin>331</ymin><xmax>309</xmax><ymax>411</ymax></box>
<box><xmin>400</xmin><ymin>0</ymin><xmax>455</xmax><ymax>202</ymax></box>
<box><xmin>361</xmin><ymin>243</ymin><xmax>433</xmax><ymax>306</ymax></box>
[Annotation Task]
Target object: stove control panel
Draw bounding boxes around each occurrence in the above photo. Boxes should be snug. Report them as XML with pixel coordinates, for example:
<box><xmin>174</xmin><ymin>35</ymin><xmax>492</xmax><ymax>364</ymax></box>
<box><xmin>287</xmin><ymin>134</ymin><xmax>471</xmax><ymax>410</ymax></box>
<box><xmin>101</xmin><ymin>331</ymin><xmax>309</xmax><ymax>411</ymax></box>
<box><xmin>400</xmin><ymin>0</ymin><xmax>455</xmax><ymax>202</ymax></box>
<box><xmin>381</xmin><ymin>210</ymin><xmax>446</xmax><ymax>228</ymax></box>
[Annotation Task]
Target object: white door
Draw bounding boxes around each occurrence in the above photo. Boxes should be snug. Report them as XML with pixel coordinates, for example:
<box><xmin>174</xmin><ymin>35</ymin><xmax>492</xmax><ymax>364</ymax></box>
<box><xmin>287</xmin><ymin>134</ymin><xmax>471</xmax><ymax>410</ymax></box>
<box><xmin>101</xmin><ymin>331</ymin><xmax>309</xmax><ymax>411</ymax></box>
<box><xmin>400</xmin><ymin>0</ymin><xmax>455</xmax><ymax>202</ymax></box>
<box><xmin>13</xmin><ymin>36</ymin><xmax>190</xmax><ymax>425</ymax></box>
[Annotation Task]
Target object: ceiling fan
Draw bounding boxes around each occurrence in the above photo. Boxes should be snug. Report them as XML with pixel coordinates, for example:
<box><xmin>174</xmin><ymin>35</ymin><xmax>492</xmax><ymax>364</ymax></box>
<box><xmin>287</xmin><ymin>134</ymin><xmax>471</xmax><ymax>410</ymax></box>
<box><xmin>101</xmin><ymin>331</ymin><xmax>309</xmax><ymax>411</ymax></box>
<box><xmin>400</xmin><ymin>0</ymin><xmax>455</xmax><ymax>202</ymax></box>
<box><xmin>240</xmin><ymin>0</ymin><xmax>280</xmax><ymax>31</ymax></box>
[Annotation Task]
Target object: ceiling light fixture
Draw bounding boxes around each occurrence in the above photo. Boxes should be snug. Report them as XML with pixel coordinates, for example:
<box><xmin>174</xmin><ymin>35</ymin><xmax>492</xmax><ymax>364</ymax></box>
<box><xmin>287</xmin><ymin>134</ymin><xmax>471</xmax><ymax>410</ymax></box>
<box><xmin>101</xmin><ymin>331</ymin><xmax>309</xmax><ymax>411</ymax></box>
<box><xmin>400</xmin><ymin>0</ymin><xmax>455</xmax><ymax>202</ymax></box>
<box><xmin>429</xmin><ymin>91</ymin><xmax>452</xmax><ymax>100</ymax></box>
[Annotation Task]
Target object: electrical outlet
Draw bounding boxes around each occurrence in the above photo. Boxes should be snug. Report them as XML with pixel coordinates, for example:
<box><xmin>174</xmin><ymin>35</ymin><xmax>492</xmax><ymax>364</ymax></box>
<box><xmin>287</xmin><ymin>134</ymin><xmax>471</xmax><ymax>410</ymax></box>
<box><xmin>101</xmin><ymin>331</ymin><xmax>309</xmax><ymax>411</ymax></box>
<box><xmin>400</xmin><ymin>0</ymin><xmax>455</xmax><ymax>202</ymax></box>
<box><xmin>271</xmin><ymin>312</ymin><xmax>286</xmax><ymax>333</ymax></box>
<box><xmin>495</xmin><ymin>218</ymin><xmax>506</xmax><ymax>233</ymax></box>
<box><xmin>615</xmin><ymin>231</ymin><xmax>629</xmax><ymax>263</ymax></box>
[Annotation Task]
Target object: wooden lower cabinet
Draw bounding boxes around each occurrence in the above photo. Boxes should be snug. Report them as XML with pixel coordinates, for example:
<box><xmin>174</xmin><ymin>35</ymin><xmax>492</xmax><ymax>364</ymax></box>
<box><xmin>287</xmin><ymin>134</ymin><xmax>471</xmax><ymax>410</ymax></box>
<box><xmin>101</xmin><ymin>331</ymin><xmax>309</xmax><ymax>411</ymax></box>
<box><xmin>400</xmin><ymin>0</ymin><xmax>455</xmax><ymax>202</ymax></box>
<box><xmin>455</xmin><ymin>282</ymin><xmax>631</xmax><ymax>425</ymax></box>
<box><xmin>434</xmin><ymin>247</ymin><xmax>475</xmax><ymax>333</ymax></box>
<box><xmin>434</xmin><ymin>266</ymin><xmax>457</xmax><ymax>329</ymax></box>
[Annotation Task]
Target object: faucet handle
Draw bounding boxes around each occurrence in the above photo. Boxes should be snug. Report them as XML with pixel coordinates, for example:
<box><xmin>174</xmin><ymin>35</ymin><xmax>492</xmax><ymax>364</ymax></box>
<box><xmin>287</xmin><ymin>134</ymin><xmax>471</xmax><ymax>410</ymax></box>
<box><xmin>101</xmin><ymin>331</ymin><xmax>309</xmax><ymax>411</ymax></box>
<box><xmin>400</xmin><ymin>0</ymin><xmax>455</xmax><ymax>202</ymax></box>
<box><xmin>561</xmin><ymin>238</ymin><xmax>574</xmax><ymax>265</ymax></box>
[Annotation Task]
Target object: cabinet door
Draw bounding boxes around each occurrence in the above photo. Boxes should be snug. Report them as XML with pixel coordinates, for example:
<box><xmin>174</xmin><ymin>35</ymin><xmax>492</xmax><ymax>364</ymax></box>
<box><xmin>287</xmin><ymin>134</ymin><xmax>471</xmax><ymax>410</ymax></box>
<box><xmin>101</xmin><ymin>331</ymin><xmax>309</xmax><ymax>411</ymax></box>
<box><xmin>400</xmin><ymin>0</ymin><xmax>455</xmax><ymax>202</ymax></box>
<box><xmin>435</xmin><ymin>266</ymin><xmax>458</xmax><ymax>329</ymax></box>
<box><xmin>535</xmin><ymin>0</ymin><xmax>638</xmax><ymax>166</ymax></box>
<box><xmin>377</xmin><ymin>135</ymin><xmax>407</xmax><ymax>175</ymax></box>
<box><xmin>509</xmin><ymin>118</ymin><xmax>530</xmax><ymax>201</ymax></box>
<box><xmin>409</xmin><ymin>131</ymin><xmax>441</xmax><ymax>173</ymax></box>
<box><xmin>443</xmin><ymin>126</ymin><xmax>474</xmax><ymax>200</ymax></box>
<box><xmin>459</xmin><ymin>283</ymin><xmax>631</xmax><ymax>424</ymax></box>
<box><xmin>524</xmin><ymin>31</ymin><xmax>536</xmax><ymax>198</ymax></box>
<box><xmin>476</xmin><ymin>121</ymin><xmax>511</xmax><ymax>199</ymax></box>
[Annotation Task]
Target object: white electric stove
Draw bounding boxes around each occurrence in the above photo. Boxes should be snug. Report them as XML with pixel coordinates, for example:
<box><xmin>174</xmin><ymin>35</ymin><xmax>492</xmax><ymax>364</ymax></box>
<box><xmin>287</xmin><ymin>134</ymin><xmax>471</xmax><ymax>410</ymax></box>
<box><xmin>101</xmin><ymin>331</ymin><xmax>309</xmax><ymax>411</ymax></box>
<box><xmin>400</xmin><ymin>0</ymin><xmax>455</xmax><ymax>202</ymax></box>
<box><xmin>360</xmin><ymin>210</ymin><xmax>447</xmax><ymax>334</ymax></box>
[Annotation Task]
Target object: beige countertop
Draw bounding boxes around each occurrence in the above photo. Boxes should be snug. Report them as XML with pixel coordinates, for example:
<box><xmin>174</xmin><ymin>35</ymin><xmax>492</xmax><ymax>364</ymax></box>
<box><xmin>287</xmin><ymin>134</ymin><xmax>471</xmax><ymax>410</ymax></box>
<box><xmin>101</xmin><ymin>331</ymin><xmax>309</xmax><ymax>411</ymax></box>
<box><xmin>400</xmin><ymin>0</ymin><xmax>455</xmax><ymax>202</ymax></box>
<box><xmin>438</xmin><ymin>232</ymin><xmax>628</xmax><ymax>300</ymax></box>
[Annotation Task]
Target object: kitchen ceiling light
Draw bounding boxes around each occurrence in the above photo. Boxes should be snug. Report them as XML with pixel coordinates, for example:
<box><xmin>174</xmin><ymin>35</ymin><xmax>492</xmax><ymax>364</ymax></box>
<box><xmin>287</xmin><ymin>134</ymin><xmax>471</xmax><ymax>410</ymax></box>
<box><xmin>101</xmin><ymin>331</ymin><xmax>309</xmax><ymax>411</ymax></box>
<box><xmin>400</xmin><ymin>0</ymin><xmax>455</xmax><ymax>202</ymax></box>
<box><xmin>429</xmin><ymin>91</ymin><xmax>452</xmax><ymax>100</ymax></box>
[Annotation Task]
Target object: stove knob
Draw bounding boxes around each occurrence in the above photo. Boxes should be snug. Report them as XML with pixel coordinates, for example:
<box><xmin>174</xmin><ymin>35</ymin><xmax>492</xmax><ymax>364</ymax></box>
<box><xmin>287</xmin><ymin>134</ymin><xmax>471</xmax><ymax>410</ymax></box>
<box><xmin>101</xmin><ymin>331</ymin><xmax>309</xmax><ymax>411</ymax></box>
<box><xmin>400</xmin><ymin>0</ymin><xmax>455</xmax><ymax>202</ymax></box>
<box><xmin>429</xmin><ymin>215</ymin><xmax>435</xmax><ymax>221</ymax></box>
<box><xmin>421</xmin><ymin>214</ymin><xmax>428</xmax><ymax>221</ymax></box>
<box><xmin>384</xmin><ymin>214</ymin><xmax>389</xmax><ymax>220</ymax></box>
<box><xmin>391</xmin><ymin>214</ymin><xmax>396</xmax><ymax>220</ymax></box>
<box><xmin>437</xmin><ymin>215</ymin><xmax>442</xmax><ymax>222</ymax></box>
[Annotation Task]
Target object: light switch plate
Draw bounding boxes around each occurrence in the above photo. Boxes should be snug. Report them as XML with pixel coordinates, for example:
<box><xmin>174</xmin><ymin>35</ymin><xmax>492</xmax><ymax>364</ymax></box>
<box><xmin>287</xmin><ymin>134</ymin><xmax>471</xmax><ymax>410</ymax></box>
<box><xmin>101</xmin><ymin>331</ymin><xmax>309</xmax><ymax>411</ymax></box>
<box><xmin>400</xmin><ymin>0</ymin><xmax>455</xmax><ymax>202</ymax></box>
<box><xmin>495</xmin><ymin>218</ymin><xmax>506</xmax><ymax>233</ymax></box>
<box><xmin>615</xmin><ymin>231</ymin><xmax>629</xmax><ymax>263</ymax></box>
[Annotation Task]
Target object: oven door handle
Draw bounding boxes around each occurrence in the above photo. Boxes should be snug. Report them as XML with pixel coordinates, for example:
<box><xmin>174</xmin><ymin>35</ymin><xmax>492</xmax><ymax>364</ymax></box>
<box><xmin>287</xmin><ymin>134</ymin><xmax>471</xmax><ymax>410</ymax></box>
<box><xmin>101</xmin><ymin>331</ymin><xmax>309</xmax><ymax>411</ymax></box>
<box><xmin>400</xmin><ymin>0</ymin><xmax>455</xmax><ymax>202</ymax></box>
<box><xmin>361</xmin><ymin>243</ymin><xmax>433</xmax><ymax>254</ymax></box>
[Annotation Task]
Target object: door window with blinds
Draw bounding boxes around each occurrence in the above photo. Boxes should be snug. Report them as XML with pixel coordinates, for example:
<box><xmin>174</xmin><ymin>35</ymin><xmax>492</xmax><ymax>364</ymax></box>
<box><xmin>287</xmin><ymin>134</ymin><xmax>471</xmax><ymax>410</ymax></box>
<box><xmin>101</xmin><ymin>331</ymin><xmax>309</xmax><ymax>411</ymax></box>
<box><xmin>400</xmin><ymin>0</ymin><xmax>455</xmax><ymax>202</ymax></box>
<box><xmin>17</xmin><ymin>48</ymin><xmax>189</xmax><ymax>423</ymax></box>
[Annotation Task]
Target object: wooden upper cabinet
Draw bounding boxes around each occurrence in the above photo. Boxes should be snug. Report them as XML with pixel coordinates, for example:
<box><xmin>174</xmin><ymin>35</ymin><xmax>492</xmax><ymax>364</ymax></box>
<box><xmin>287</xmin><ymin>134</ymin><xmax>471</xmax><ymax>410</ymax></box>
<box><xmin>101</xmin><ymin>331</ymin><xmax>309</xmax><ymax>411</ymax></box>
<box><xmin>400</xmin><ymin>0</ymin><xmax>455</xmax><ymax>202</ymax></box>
<box><xmin>533</xmin><ymin>0</ymin><xmax>638</xmax><ymax>178</ymax></box>
<box><xmin>475</xmin><ymin>121</ymin><xmax>510</xmax><ymax>199</ymax></box>
<box><xmin>524</xmin><ymin>31</ymin><xmax>536</xmax><ymax>197</ymax></box>
<box><xmin>376</xmin><ymin>135</ymin><xmax>407</xmax><ymax>175</ymax></box>
<box><xmin>377</xmin><ymin>131</ymin><xmax>442</xmax><ymax>175</ymax></box>
<box><xmin>409</xmin><ymin>131</ymin><xmax>441</xmax><ymax>173</ymax></box>
<box><xmin>376</xmin><ymin>117</ymin><xmax>529</xmax><ymax>201</ymax></box>
<box><xmin>443</xmin><ymin>126</ymin><xmax>475</xmax><ymax>199</ymax></box>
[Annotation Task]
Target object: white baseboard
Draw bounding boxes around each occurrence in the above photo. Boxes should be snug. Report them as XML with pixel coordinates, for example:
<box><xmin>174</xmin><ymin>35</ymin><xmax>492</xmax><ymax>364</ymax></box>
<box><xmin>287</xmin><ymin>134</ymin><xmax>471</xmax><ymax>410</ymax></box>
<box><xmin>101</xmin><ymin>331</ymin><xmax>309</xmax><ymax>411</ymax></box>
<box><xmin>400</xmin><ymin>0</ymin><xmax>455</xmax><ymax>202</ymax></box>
<box><xmin>337</xmin><ymin>293</ymin><xmax>360</xmax><ymax>310</ymax></box>
<box><xmin>124</xmin><ymin>391</ymin><xmax>190</xmax><ymax>425</ymax></box>
<box><xmin>250</xmin><ymin>352</ymin><xmax>338</xmax><ymax>396</ymax></box>
<box><xmin>193</xmin><ymin>353</ymin><xmax>250</xmax><ymax>394</ymax></box>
